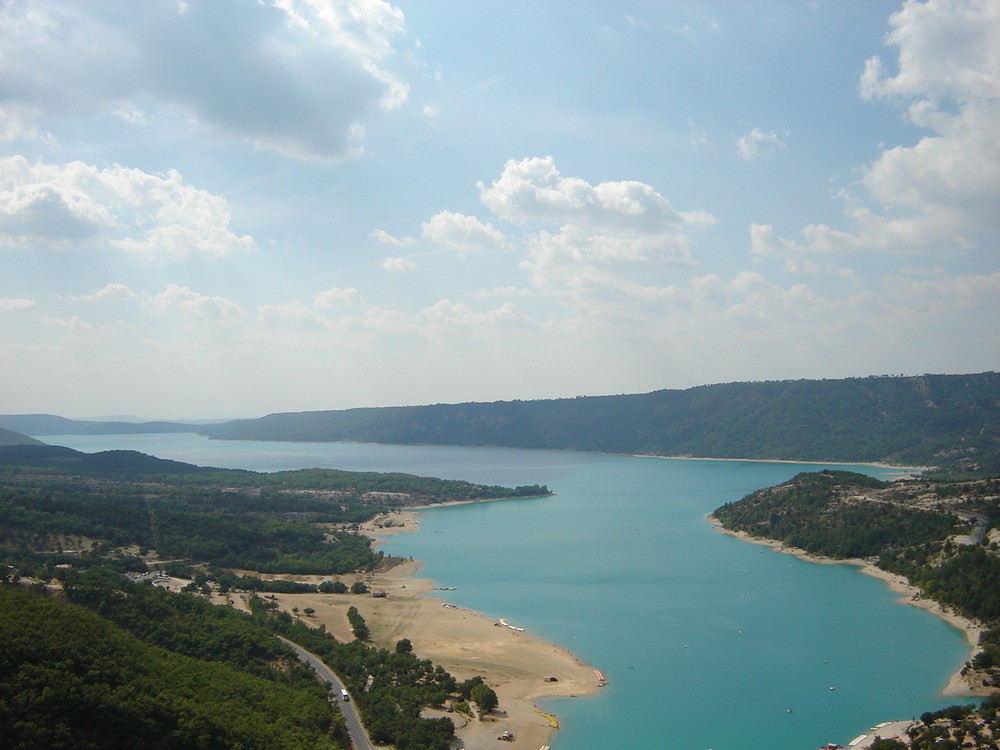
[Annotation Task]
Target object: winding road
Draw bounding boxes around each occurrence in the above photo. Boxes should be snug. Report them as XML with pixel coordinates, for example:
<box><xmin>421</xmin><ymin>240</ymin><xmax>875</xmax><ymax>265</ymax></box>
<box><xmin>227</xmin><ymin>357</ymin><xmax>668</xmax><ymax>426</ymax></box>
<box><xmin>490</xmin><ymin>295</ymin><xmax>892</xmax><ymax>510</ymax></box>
<box><xmin>278</xmin><ymin>636</ymin><xmax>374</xmax><ymax>750</ymax></box>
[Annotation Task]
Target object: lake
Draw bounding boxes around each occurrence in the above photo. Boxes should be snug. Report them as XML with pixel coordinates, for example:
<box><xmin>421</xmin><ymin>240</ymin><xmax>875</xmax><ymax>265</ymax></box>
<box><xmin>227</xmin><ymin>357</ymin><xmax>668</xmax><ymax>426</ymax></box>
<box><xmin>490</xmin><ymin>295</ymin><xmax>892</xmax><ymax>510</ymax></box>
<box><xmin>47</xmin><ymin>433</ymin><xmax>969</xmax><ymax>750</ymax></box>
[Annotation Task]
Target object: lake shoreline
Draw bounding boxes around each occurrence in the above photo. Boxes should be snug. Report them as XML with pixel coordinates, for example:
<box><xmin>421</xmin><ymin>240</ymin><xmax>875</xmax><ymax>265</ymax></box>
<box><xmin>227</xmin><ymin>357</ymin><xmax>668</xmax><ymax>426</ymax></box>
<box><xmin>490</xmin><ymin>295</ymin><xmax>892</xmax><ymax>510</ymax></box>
<box><xmin>258</xmin><ymin>509</ymin><xmax>603</xmax><ymax>750</ymax></box>
<box><xmin>707</xmin><ymin>516</ymin><xmax>991</xmax><ymax>698</ymax></box>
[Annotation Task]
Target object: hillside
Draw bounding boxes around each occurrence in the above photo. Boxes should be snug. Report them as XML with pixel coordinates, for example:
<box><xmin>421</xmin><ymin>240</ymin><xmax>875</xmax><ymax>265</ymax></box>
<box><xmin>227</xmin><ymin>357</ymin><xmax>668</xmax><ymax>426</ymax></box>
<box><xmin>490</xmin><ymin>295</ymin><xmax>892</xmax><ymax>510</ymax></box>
<box><xmin>0</xmin><ymin>585</ymin><xmax>343</xmax><ymax>750</ymax></box>
<box><xmin>0</xmin><ymin>413</ymin><xmax>197</xmax><ymax>436</ymax></box>
<box><xmin>201</xmin><ymin>373</ymin><xmax>1000</xmax><ymax>472</ymax></box>
<box><xmin>0</xmin><ymin>427</ymin><xmax>44</xmax><ymax>447</ymax></box>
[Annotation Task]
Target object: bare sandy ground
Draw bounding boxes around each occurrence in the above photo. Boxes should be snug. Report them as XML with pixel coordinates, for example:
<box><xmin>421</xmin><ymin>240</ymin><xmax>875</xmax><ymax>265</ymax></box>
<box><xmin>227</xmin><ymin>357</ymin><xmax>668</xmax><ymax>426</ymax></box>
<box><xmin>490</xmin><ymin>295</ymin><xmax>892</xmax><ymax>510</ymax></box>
<box><xmin>709</xmin><ymin>518</ymin><xmax>990</xmax><ymax>697</ymax></box>
<box><xmin>252</xmin><ymin>511</ymin><xmax>601</xmax><ymax>749</ymax></box>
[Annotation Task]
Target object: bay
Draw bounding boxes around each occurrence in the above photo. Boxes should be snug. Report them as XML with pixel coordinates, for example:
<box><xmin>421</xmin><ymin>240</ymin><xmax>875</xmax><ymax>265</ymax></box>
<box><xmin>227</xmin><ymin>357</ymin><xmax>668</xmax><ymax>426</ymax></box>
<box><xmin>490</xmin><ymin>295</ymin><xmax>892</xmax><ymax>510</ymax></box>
<box><xmin>47</xmin><ymin>433</ymin><xmax>969</xmax><ymax>749</ymax></box>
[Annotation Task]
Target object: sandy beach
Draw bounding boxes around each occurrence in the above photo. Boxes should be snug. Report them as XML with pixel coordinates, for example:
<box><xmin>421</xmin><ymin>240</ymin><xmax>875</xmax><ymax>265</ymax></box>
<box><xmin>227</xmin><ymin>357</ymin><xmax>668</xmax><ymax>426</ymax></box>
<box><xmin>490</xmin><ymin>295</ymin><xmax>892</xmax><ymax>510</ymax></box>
<box><xmin>249</xmin><ymin>511</ymin><xmax>601</xmax><ymax>750</ymax></box>
<box><xmin>708</xmin><ymin>517</ymin><xmax>990</xmax><ymax>697</ymax></box>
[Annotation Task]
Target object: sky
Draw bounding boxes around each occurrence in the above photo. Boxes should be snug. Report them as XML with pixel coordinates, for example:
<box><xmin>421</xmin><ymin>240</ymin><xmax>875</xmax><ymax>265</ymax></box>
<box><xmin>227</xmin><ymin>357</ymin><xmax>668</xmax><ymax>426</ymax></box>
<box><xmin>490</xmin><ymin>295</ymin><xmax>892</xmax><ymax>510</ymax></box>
<box><xmin>1</xmin><ymin>0</ymin><xmax>998</xmax><ymax>419</ymax></box>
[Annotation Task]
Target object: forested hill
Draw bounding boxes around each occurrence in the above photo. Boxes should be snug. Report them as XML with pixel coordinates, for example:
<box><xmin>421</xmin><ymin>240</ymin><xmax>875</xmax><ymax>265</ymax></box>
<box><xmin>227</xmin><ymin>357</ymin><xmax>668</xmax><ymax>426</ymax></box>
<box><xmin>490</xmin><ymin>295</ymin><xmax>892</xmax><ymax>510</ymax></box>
<box><xmin>201</xmin><ymin>373</ymin><xmax>1000</xmax><ymax>472</ymax></box>
<box><xmin>0</xmin><ymin>427</ymin><xmax>44</xmax><ymax>447</ymax></box>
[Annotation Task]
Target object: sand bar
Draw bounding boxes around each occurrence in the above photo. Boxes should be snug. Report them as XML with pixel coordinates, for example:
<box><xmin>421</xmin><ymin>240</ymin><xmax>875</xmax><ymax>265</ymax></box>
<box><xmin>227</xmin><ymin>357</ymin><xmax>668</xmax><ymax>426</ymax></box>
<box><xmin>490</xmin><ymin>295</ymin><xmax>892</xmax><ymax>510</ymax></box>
<box><xmin>256</xmin><ymin>510</ymin><xmax>601</xmax><ymax>749</ymax></box>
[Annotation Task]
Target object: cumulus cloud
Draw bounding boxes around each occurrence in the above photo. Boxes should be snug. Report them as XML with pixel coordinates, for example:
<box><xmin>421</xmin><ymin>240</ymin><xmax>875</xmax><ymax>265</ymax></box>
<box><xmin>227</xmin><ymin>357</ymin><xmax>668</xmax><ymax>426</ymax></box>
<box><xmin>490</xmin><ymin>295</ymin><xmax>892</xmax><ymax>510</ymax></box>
<box><xmin>147</xmin><ymin>284</ymin><xmax>246</xmax><ymax>322</ymax></box>
<box><xmin>66</xmin><ymin>283</ymin><xmax>138</xmax><ymax>303</ymax></box>
<box><xmin>418</xmin><ymin>299</ymin><xmax>533</xmax><ymax>338</ymax></box>
<box><xmin>314</xmin><ymin>286</ymin><xmax>363</xmax><ymax>308</ymax></box>
<box><xmin>479</xmin><ymin>156</ymin><xmax>712</xmax><ymax>231</ymax></box>
<box><xmin>43</xmin><ymin>315</ymin><xmax>93</xmax><ymax>331</ymax></box>
<box><xmin>736</xmin><ymin>127</ymin><xmax>786</xmax><ymax>160</ymax></box>
<box><xmin>0</xmin><ymin>156</ymin><xmax>255</xmax><ymax>259</ymax></box>
<box><xmin>474</xmin><ymin>157</ymin><xmax>713</xmax><ymax>303</ymax></box>
<box><xmin>0</xmin><ymin>0</ymin><xmax>411</xmax><ymax>162</ymax></box>
<box><xmin>371</xmin><ymin>228</ymin><xmax>414</xmax><ymax>246</ymax></box>
<box><xmin>420</xmin><ymin>210</ymin><xmax>508</xmax><ymax>255</ymax></box>
<box><xmin>381</xmin><ymin>256</ymin><xmax>416</xmax><ymax>273</ymax></box>
<box><xmin>473</xmin><ymin>286</ymin><xmax>529</xmax><ymax>299</ymax></box>
<box><xmin>755</xmin><ymin>0</ymin><xmax>999</xmax><ymax>265</ymax></box>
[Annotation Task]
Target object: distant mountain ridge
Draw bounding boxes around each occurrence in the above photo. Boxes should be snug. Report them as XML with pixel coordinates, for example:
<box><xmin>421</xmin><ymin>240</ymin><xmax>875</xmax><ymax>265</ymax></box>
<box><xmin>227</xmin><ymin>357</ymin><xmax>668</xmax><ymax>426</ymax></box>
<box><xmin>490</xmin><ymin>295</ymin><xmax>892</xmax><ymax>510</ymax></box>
<box><xmin>4</xmin><ymin>373</ymin><xmax>998</xmax><ymax>471</ymax></box>
<box><xmin>200</xmin><ymin>373</ymin><xmax>999</xmax><ymax>471</ymax></box>
<box><xmin>0</xmin><ymin>413</ymin><xmax>198</xmax><ymax>436</ymax></box>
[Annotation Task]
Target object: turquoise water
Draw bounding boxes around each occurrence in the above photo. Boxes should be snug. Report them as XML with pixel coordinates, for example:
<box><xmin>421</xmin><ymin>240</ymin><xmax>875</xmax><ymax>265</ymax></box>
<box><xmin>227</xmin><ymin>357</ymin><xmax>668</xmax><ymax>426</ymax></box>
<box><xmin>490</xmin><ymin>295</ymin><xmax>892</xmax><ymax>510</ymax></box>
<box><xmin>48</xmin><ymin>434</ymin><xmax>969</xmax><ymax>749</ymax></box>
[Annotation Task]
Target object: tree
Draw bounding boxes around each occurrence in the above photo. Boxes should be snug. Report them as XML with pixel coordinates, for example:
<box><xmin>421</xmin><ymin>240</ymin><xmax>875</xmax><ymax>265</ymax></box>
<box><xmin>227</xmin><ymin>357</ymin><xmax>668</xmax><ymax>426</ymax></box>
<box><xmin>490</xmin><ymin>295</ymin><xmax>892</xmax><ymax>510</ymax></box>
<box><xmin>395</xmin><ymin>638</ymin><xmax>413</xmax><ymax>654</ymax></box>
<box><xmin>870</xmin><ymin>739</ymin><xmax>907</xmax><ymax>750</ymax></box>
<box><xmin>346</xmin><ymin>605</ymin><xmax>369</xmax><ymax>641</ymax></box>
<box><xmin>350</xmin><ymin>581</ymin><xmax>369</xmax><ymax>595</ymax></box>
<box><xmin>470</xmin><ymin>683</ymin><xmax>498</xmax><ymax>714</ymax></box>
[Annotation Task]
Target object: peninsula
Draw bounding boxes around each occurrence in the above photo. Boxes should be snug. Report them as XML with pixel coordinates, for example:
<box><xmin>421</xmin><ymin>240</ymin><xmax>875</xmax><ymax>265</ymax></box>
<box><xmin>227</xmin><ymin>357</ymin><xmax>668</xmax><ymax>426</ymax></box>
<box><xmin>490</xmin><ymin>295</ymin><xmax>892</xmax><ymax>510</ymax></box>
<box><xmin>0</xmin><ymin>444</ymin><xmax>590</xmax><ymax>749</ymax></box>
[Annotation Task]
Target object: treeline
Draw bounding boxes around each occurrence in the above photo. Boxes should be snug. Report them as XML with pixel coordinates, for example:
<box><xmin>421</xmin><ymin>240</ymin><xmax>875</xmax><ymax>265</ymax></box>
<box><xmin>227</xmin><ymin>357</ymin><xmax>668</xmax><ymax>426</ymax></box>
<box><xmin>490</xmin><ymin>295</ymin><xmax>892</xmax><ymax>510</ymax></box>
<box><xmin>193</xmin><ymin>373</ymin><xmax>1000</xmax><ymax>472</ymax></box>
<box><xmin>712</xmin><ymin>471</ymin><xmax>1000</xmax><ymax>691</ymax></box>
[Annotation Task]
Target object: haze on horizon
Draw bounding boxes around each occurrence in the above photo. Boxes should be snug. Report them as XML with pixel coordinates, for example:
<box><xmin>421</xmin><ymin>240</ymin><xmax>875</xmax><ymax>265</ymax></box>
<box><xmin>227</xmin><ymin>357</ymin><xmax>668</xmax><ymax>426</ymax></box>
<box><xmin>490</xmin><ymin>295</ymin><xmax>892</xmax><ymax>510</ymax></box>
<box><xmin>1</xmin><ymin>0</ymin><xmax>997</xmax><ymax>421</ymax></box>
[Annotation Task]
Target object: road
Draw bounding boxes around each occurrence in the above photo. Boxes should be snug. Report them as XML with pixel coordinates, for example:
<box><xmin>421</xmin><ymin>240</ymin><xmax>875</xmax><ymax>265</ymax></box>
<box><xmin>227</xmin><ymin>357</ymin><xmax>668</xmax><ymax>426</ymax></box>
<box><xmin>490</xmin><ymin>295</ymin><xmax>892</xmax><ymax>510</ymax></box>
<box><xmin>278</xmin><ymin>636</ymin><xmax>374</xmax><ymax>750</ymax></box>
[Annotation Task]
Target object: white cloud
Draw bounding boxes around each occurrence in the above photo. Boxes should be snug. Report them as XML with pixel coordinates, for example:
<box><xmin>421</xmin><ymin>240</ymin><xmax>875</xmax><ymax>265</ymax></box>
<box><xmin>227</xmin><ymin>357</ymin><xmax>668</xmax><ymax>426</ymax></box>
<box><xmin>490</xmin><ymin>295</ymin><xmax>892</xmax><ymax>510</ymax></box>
<box><xmin>314</xmin><ymin>286</ymin><xmax>363</xmax><ymax>308</ymax></box>
<box><xmin>43</xmin><ymin>315</ymin><xmax>93</xmax><ymax>332</ymax></box>
<box><xmin>146</xmin><ymin>284</ymin><xmax>246</xmax><ymax>322</ymax></box>
<box><xmin>688</xmin><ymin>118</ymin><xmax>708</xmax><ymax>146</ymax></box>
<box><xmin>371</xmin><ymin>228</ymin><xmax>414</xmax><ymax>246</ymax></box>
<box><xmin>0</xmin><ymin>156</ymin><xmax>255</xmax><ymax>259</ymax></box>
<box><xmin>381</xmin><ymin>256</ymin><xmax>416</xmax><ymax>273</ymax></box>
<box><xmin>473</xmin><ymin>286</ymin><xmax>529</xmax><ymax>299</ymax></box>
<box><xmin>479</xmin><ymin>156</ymin><xmax>712</xmax><ymax>231</ymax></box>
<box><xmin>0</xmin><ymin>0</ymin><xmax>411</xmax><ymax>162</ymax></box>
<box><xmin>0</xmin><ymin>297</ymin><xmax>37</xmax><ymax>311</ymax></box>
<box><xmin>757</xmin><ymin>0</ymin><xmax>1000</xmax><ymax>264</ymax></box>
<box><xmin>0</xmin><ymin>104</ymin><xmax>51</xmax><ymax>143</ymax></box>
<box><xmin>858</xmin><ymin>0</ymin><xmax>999</xmax><ymax>103</ymax></box>
<box><xmin>258</xmin><ymin>300</ymin><xmax>326</xmax><ymax>327</ymax></box>
<box><xmin>475</xmin><ymin>157</ymin><xmax>713</xmax><ymax>304</ymax></box>
<box><xmin>418</xmin><ymin>299</ymin><xmax>533</xmax><ymax>340</ymax></box>
<box><xmin>420</xmin><ymin>210</ymin><xmax>508</xmax><ymax>255</ymax></box>
<box><xmin>736</xmin><ymin>127</ymin><xmax>786</xmax><ymax>161</ymax></box>
<box><xmin>66</xmin><ymin>283</ymin><xmax>138</xmax><ymax>303</ymax></box>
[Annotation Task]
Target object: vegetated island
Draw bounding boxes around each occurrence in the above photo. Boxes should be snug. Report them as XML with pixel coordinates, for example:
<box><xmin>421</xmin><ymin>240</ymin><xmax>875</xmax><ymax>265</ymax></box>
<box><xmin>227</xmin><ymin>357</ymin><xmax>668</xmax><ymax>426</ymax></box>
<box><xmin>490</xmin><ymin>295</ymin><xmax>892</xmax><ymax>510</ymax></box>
<box><xmin>711</xmin><ymin>469</ymin><xmax>1000</xmax><ymax>749</ymax></box>
<box><xmin>0</xmin><ymin>444</ymin><xmax>593</xmax><ymax>750</ymax></box>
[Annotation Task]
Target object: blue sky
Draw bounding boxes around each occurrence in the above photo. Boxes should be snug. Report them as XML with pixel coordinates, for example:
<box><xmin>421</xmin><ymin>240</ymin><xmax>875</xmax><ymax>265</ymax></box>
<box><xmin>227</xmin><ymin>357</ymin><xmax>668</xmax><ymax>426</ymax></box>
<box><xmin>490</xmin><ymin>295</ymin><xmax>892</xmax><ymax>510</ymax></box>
<box><xmin>1</xmin><ymin>0</ymin><xmax>997</xmax><ymax>419</ymax></box>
